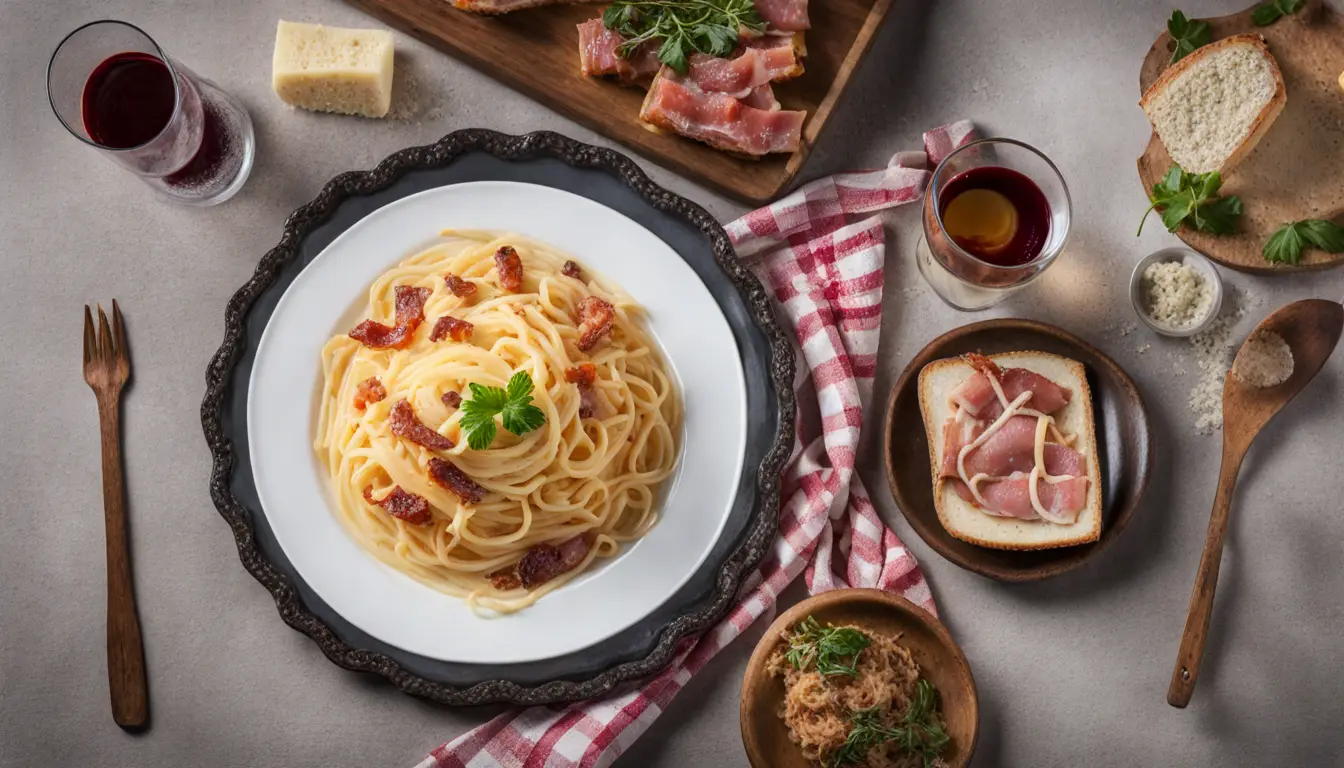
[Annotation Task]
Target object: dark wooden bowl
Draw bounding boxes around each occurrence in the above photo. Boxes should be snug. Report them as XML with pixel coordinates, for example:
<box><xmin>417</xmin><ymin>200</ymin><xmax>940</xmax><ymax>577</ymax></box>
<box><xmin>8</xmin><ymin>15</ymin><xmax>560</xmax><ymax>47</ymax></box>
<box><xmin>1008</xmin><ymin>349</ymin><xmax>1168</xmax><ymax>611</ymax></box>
<box><xmin>882</xmin><ymin>319</ymin><xmax>1153</xmax><ymax>581</ymax></box>
<box><xmin>740</xmin><ymin>589</ymin><xmax>978</xmax><ymax>768</ymax></box>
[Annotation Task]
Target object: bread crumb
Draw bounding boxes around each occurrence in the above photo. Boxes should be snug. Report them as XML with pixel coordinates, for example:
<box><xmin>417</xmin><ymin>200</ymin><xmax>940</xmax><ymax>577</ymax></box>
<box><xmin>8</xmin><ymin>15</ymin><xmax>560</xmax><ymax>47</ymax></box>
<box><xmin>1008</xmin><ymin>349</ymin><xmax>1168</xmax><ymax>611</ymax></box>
<box><xmin>1232</xmin><ymin>331</ymin><xmax>1293</xmax><ymax>387</ymax></box>
<box><xmin>1136</xmin><ymin>343</ymin><xmax>1151</xmax><ymax>354</ymax></box>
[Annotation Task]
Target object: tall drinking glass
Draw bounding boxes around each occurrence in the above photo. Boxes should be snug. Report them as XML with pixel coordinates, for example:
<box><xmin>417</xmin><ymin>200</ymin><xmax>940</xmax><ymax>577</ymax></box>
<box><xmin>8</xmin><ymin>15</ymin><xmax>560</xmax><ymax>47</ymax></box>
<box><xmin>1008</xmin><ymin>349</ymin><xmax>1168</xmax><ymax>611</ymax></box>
<box><xmin>914</xmin><ymin>138</ymin><xmax>1071</xmax><ymax>310</ymax></box>
<box><xmin>47</xmin><ymin>20</ymin><xmax>255</xmax><ymax>206</ymax></box>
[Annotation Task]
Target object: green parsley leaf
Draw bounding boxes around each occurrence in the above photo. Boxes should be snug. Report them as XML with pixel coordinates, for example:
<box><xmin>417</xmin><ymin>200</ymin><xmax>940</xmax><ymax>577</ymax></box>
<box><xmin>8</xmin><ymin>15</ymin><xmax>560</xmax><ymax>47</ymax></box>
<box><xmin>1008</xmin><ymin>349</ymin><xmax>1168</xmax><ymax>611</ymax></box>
<box><xmin>1299</xmin><ymin>219</ymin><xmax>1344</xmax><ymax>253</ymax></box>
<box><xmin>1137</xmin><ymin>164</ymin><xmax>1242</xmax><ymax>236</ymax></box>
<box><xmin>784</xmin><ymin>616</ymin><xmax>871</xmax><ymax>678</ymax></box>
<box><xmin>826</xmin><ymin>681</ymin><xmax>950</xmax><ymax>768</ymax></box>
<box><xmin>1253</xmin><ymin>0</ymin><xmax>1304</xmax><ymax>26</ymax></box>
<box><xmin>459</xmin><ymin>371</ymin><xmax>548</xmax><ymax>450</ymax></box>
<box><xmin>1167</xmin><ymin>10</ymin><xmax>1211</xmax><ymax>64</ymax></box>
<box><xmin>605</xmin><ymin>0</ymin><xmax>766</xmax><ymax>75</ymax></box>
<box><xmin>1263</xmin><ymin>220</ymin><xmax>1344</xmax><ymax>265</ymax></box>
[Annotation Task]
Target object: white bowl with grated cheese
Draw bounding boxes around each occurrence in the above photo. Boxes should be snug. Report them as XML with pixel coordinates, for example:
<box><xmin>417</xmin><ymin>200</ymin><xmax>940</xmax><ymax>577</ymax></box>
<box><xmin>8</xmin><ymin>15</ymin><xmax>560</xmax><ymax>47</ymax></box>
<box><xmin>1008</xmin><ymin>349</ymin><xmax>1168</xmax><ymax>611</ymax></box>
<box><xmin>1130</xmin><ymin>248</ymin><xmax>1223</xmax><ymax>337</ymax></box>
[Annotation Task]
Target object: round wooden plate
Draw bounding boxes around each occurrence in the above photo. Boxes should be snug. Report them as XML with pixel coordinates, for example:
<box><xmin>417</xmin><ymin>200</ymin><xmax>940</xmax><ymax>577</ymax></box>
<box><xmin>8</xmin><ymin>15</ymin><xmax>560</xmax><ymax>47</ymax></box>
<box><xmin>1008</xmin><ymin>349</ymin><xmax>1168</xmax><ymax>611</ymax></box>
<box><xmin>882</xmin><ymin>319</ymin><xmax>1153</xmax><ymax>581</ymax></box>
<box><xmin>740</xmin><ymin>589</ymin><xmax>978</xmax><ymax>768</ymax></box>
<box><xmin>1136</xmin><ymin>0</ymin><xmax>1344</xmax><ymax>273</ymax></box>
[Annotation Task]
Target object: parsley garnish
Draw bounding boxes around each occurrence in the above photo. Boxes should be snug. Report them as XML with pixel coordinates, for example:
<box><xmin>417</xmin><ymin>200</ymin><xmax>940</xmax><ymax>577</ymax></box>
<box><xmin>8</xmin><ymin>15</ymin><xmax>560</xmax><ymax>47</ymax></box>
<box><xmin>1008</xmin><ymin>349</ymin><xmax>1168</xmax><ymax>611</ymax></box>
<box><xmin>1252</xmin><ymin>0</ymin><xmax>1304</xmax><ymax>26</ymax></box>
<box><xmin>458</xmin><ymin>371</ymin><xmax>546</xmax><ymax>450</ymax></box>
<box><xmin>1137</xmin><ymin>164</ymin><xmax>1243</xmax><ymax>236</ymax></box>
<box><xmin>827</xmin><ymin>680</ymin><xmax>950</xmax><ymax>768</ymax></box>
<box><xmin>1167</xmin><ymin>10</ymin><xmax>1211</xmax><ymax>64</ymax></box>
<box><xmin>602</xmin><ymin>0</ymin><xmax>766</xmax><ymax>75</ymax></box>
<box><xmin>784</xmin><ymin>616</ymin><xmax>871</xmax><ymax>678</ymax></box>
<box><xmin>1263</xmin><ymin>220</ymin><xmax>1344</xmax><ymax>265</ymax></box>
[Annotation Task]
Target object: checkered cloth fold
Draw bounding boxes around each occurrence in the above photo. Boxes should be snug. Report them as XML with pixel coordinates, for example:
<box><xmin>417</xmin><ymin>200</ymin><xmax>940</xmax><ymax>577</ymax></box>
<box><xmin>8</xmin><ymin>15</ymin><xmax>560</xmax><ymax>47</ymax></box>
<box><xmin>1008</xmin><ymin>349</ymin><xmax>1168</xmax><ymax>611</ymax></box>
<box><xmin>417</xmin><ymin>120</ymin><xmax>977</xmax><ymax>768</ymax></box>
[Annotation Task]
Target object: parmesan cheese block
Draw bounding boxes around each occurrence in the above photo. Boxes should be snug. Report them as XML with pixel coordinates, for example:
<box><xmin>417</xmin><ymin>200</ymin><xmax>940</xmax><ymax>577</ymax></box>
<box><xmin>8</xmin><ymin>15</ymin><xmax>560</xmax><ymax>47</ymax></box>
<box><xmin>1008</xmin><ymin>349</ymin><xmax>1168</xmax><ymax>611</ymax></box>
<box><xmin>272</xmin><ymin>21</ymin><xmax>394</xmax><ymax>118</ymax></box>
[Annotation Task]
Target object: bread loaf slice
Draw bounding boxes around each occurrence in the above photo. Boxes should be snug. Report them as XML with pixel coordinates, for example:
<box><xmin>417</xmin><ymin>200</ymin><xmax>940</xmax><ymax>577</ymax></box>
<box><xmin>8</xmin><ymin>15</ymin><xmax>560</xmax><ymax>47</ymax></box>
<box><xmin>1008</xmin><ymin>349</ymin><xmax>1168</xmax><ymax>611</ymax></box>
<box><xmin>917</xmin><ymin>352</ymin><xmax>1103</xmax><ymax>551</ymax></box>
<box><xmin>1140</xmin><ymin>33</ymin><xmax>1286</xmax><ymax>174</ymax></box>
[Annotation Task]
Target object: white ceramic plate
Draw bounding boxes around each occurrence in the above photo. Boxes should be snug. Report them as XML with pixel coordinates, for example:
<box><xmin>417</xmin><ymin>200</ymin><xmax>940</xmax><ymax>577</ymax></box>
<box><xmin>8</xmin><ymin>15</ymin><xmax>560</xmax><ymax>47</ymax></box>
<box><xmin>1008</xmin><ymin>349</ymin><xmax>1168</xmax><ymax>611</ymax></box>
<box><xmin>248</xmin><ymin>182</ymin><xmax>746</xmax><ymax>664</ymax></box>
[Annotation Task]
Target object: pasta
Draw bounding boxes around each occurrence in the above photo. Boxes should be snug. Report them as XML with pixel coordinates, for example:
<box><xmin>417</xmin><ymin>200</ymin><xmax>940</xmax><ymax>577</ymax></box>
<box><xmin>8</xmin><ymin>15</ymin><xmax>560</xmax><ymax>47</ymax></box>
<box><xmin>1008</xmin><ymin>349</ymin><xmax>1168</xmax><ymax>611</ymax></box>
<box><xmin>314</xmin><ymin>231</ymin><xmax>682</xmax><ymax>614</ymax></box>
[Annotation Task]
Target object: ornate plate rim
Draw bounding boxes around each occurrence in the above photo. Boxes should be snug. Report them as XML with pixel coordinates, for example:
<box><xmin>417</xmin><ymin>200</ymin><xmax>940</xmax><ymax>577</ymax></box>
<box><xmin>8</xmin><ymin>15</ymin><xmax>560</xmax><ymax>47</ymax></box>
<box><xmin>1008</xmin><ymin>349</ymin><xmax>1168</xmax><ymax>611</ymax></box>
<box><xmin>200</xmin><ymin>129</ymin><xmax>797</xmax><ymax>706</ymax></box>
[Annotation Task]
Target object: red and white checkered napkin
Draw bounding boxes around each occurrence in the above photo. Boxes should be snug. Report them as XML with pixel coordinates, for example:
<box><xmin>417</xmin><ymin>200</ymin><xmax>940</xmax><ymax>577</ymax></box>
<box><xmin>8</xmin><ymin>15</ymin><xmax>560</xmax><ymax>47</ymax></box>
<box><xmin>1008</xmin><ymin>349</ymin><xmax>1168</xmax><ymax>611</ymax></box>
<box><xmin>417</xmin><ymin>120</ymin><xmax>977</xmax><ymax>768</ymax></box>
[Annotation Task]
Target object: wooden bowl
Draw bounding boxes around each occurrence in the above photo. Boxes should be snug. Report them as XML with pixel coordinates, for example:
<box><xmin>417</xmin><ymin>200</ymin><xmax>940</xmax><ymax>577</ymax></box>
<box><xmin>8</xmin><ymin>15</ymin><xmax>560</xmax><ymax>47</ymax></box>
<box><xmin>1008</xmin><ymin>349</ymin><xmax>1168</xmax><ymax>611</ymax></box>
<box><xmin>882</xmin><ymin>319</ymin><xmax>1154</xmax><ymax>581</ymax></box>
<box><xmin>740</xmin><ymin>590</ymin><xmax>978</xmax><ymax>768</ymax></box>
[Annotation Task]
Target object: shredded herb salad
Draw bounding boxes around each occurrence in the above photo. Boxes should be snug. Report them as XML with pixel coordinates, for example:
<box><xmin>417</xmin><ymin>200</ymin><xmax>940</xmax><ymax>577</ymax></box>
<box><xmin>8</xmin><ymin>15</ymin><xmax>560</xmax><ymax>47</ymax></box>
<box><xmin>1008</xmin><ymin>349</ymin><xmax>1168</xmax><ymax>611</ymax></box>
<box><xmin>782</xmin><ymin>617</ymin><xmax>951</xmax><ymax>768</ymax></box>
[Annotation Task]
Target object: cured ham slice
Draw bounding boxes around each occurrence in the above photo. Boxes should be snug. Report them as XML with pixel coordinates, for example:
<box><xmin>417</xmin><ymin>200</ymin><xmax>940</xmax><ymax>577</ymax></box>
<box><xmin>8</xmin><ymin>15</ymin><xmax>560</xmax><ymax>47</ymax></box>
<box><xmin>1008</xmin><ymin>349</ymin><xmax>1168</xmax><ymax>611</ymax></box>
<box><xmin>755</xmin><ymin>0</ymin><xmax>811</xmax><ymax>31</ymax></box>
<box><xmin>948</xmin><ymin>474</ymin><xmax>1090</xmax><ymax>523</ymax></box>
<box><xmin>577</xmin><ymin>19</ymin><xmax>660</xmax><ymax>84</ymax></box>
<box><xmin>739</xmin><ymin>84</ymin><xmax>780</xmax><ymax>111</ymax></box>
<box><xmin>454</xmin><ymin>0</ymin><xmax>598</xmax><ymax>13</ymax></box>
<box><xmin>640</xmin><ymin>68</ymin><xmax>804</xmax><ymax>156</ymax></box>
<box><xmin>949</xmin><ymin>360</ymin><xmax>1071</xmax><ymax>419</ymax></box>
<box><xmin>578</xmin><ymin>22</ymin><xmax>800</xmax><ymax>93</ymax></box>
<box><xmin>940</xmin><ymin>415</ymin><xmax>1085</xmax><ymax>479</ymax></box>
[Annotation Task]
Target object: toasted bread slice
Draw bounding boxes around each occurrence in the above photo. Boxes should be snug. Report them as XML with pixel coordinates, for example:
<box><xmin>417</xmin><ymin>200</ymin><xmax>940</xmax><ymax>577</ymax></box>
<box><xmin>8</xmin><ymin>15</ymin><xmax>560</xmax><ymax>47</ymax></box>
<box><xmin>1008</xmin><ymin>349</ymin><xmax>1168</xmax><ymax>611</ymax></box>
<box><xmin>1140</xmin><ymin>33</ymin><xmax>1285</xmax><ymax>174</ymax></box>
<box><xmin>917</xmin><ymin>351</ymin><xmax>1103</xmax><ymax>551</ymax></box>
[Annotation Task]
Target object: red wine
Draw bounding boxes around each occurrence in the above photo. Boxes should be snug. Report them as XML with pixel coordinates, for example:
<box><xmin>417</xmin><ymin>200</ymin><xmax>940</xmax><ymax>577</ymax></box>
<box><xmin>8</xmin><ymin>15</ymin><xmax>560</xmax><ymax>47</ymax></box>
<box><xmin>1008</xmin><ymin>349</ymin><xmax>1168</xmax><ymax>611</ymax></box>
<box><xmin>82</xmin><ymin>52</ymin><xmax>176</xmax><ymax>149</ymax></box>
<box><xmin>939</xmin><ymin>166</ymin><xmax>1050</xmax><ymax>267</ymax></box>
<box><xmin>82</xmin><ymin>52</ymin><xmax>236</xmax><ymax>191</ymax></box>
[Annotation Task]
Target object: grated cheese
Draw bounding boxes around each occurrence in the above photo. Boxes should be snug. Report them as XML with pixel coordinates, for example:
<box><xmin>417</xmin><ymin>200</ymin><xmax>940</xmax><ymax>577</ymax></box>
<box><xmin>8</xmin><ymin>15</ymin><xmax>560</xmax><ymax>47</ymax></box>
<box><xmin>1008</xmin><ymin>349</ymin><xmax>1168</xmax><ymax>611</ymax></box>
<box><xmin>1142</xmin><ymin>260</ymin><xmax>1214</xmax><ymax>329</ymax></box>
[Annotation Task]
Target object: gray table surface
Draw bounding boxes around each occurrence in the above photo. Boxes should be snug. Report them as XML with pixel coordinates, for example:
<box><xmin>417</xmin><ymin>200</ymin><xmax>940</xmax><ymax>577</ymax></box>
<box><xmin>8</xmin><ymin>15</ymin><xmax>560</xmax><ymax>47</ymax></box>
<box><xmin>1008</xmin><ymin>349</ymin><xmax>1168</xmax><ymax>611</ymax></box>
<box><xmin>4</xmin><ymin>0</ymin><xmax>1343</xmax><ymax>766</ymax></box>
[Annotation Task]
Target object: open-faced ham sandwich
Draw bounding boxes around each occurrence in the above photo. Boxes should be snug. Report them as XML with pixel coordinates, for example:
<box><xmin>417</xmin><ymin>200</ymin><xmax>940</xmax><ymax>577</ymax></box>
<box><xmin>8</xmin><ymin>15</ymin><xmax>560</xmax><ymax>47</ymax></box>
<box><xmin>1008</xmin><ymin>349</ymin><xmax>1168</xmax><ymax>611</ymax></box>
<box><xmin>918</xmin><ymin>351</ymin><xmax>1103</xmax><ymax>551</ymax></box>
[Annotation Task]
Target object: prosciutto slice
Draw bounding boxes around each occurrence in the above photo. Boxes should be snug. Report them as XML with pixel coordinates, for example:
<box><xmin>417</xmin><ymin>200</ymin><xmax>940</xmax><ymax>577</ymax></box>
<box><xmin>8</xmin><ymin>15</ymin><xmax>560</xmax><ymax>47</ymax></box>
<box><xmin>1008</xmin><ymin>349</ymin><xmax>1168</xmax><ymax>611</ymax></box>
<box><xmin>577</xmin><ymin>19</ymin><xmax>661</xmax><ymax>84</ymax></box>
<box><xmin>578</xmin><ymin>22</ymin><xmax>799</xmax><ymax>93</ymax></box>
<box><xmin>454</xmin><ymin>0</ymin><xmax>598</xmax><ymax>13</ymax></box>
<box><xmin>948</xmin><ymin>474</ymin><xmax>1090</xmax><ymax>523</ymax></box>
<box><xmin>950</xmin><ymin>366</ymin><xmax>1071</xmax><ymax>421</ymax></box>
<box><xmin>640</xmin><ymin>68</ymin><xmax>804</xmax><ymax>156</ymax></box>
<box><xmin>755</xmin><ymin>0</ymin><xmax>811</xmax><ymax>31</ymax></box>
<box><xmin>939</xmin><ymin>415</ymin><xmax>1085</xmax><ymax>479</ymax></box>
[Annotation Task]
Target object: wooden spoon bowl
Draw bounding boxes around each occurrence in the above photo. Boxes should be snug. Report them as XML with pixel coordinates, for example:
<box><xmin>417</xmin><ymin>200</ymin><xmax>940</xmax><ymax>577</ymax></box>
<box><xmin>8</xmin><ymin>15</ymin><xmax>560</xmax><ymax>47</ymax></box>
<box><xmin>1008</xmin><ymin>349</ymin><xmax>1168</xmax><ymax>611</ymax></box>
<box><xmin>1168</xmin><ymin>299</ymin><xmax>1344</xmax><ymax>707</ymax></box>
<box><xmin>740</xmin><ymin>589</ymin><xmax>978</xmax><ymax>768</ymax></box>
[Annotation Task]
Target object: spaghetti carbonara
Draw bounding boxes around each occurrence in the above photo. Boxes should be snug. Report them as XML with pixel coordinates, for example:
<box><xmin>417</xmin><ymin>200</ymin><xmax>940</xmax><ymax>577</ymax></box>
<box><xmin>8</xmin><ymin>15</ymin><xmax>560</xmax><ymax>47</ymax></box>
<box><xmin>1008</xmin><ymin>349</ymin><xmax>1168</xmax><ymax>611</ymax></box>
<box><xmin>314</xmin><ymin>231</ymin><xmax>682</xmax><ymax>614</ymax></box>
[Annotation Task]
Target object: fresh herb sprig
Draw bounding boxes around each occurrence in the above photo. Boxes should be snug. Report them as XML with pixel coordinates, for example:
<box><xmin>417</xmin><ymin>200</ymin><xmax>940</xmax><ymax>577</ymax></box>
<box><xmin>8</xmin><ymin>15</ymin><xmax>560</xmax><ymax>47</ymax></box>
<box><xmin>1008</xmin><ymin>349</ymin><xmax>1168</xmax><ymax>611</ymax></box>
<box><xmin>1252</xmin><ymin>0</ymin><xmax>1304</xmax><ymax>26</ymax></box>
<box><xmin>1263</xmin><ymin>220</ymin><xmax>1344</xmax><ymax>265</ymax></box>
<box><xmin>1167</xmin><ymin>10</ymin><xmax>1211</xmax><ymax>64</ymax></box>
<box><xmin>1137</xmin><ymin>164</ymin><xmax>1243</xmax><ymax>236</ymax></box>
<box><xmin>784</xmin><ymin>616</ymin><xmax>871</xmax><ymax>678</ymax></box>
<box><xmin>602</xmin><ymin>0</ymin><xmax>766</xmax><ymax>74</ymax></box>
<box><xmin>827</xmin><ymin>680</ymin><xmax>951</xmax><ymax>768</ymax></box>
<box><xmin>459</xmin><ymin>371</ymin><xmax>546</xmax><ymax>450</ymax></box>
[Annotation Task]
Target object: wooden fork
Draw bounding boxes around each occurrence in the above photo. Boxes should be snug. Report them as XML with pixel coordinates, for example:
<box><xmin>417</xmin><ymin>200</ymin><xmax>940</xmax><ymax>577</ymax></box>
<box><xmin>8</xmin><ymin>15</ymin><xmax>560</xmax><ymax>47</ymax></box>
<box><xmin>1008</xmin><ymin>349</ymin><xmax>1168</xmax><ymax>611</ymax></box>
<box><xmin>82</xmin><ymin>302</ymin><xmax>149</xmax><ymax>731</ymax></box>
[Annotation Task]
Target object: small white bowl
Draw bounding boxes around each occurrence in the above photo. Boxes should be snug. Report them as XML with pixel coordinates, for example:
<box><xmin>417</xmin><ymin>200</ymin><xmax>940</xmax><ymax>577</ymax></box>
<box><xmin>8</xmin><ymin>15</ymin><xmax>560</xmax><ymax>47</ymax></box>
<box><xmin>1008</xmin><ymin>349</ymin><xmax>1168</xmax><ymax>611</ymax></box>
<box><xmin>1130</xmin><ymin>247</ymin><xmax>1223</xmax><ymax>337</ymax></box>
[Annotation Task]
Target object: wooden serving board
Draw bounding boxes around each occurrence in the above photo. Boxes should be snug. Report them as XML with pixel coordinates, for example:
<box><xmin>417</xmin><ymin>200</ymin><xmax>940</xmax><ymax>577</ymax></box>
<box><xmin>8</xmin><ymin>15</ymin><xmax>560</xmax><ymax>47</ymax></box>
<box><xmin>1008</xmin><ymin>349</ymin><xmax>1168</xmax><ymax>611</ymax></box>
<box><xmin>345</xmin><ymin>0</ymin><xmax>893</xmax><ymax>205</ymax></box>
<box><xmin>1137</xmin><ymin>0</ymin><xmax>1344</xmax><ymax>273</ymax></box>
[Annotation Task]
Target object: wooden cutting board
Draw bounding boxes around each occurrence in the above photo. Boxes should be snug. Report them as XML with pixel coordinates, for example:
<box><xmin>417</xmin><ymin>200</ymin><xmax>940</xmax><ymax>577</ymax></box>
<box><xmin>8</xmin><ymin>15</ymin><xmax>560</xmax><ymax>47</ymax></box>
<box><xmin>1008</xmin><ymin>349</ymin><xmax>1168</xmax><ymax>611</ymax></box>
<box><xmin>1137</xmin><ymin>0</ymin><xmax>1344</xmax><ymax>273</ymax></box>
<box><xmin>345</xmin><ymin>0</ymin><xmax>893</xmax><ymax>205</ymax></box>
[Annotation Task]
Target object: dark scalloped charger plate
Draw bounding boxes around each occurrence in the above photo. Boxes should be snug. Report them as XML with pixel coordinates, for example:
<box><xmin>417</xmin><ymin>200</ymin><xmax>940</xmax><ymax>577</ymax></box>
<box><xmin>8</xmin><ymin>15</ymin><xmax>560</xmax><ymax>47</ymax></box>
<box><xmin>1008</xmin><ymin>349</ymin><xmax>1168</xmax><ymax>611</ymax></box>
<box><xmin>201</xmin><ymin>130</ymin><xmax>796</xmax><ymax>706</ymax></box>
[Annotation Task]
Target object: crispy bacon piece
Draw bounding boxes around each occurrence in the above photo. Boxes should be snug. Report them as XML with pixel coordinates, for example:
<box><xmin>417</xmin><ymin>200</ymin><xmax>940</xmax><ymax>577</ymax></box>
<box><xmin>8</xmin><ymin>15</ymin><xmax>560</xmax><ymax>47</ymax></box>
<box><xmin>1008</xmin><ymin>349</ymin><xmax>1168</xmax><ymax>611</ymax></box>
<box><xmin>388</xmin><ymin>399</ymin><xmax>455</xmax><ymax>451</ymax></box>
<box><xmin>488</xmin><ymin>567</ymin><xmax>523</xmax><ymax>591</ymax></box>
<box><xmin>427</xmin><ymin>457</ymin><xmax>486</xmax><ymax>505</ymax></box>
<box><xmin>490</xmin><ymin>536</ymin><xmax>592</xmax><ymax>591</ymax></box>
<box><xmin>348</xmin><ymin>285</ymin><xmax>431</xmax><ymax>350</ymax></box>
<box><xmin>353</xmin><ymin>377</ymin><xmax>387</xmax><ymax>410</ymax></box>
<box><xmin>444</xmin><ymin>273</ymin><xmax>478</xmax><ymax>298</ymax></box>
<box><xmin>442</xmin><ymin>390</ymin><xmax>462</xmax><ymax>408</ymax></box>
<box><xmin>495</xmin><ymin>246</ymin><xmax>524</xmax><ymax>293</ymax></box>
<box><xmin>565</xmin><ymin>363</ymin><xmax>598</xmax><ymax>418</ymax></box>
<box><xmin>429</xmin><ymin>315</ymin><xmax>474</xmax><ymax>343</ymax></box>
<box><xmin>564</xmin><ymin>363</ymin><xmax>597</xmax><ymax>385</ymax></box>
<box><xmin>576</xmin><ymin>296</ymin><xmax>615</xmax><ymax>351</ymax></box>
<box><xmin>562</xmin><ymin>260</ymin><xmax>583</xmax><ymax>280</ymax></box>
<box><xmin>363</xmin><ymin>486</ymin><xmax>432</xmax><ymax>525</ymax></box>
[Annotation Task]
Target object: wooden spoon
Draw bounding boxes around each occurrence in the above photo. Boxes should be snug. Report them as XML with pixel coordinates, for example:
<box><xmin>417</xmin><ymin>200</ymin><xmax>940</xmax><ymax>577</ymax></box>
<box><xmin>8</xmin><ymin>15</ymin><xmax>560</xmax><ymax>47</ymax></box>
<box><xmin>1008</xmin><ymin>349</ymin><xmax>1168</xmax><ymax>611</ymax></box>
<box><xmin>1168</xmin><ymin>299</ymin><xmax>1344</xmax><ymax>708</ymax></box>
